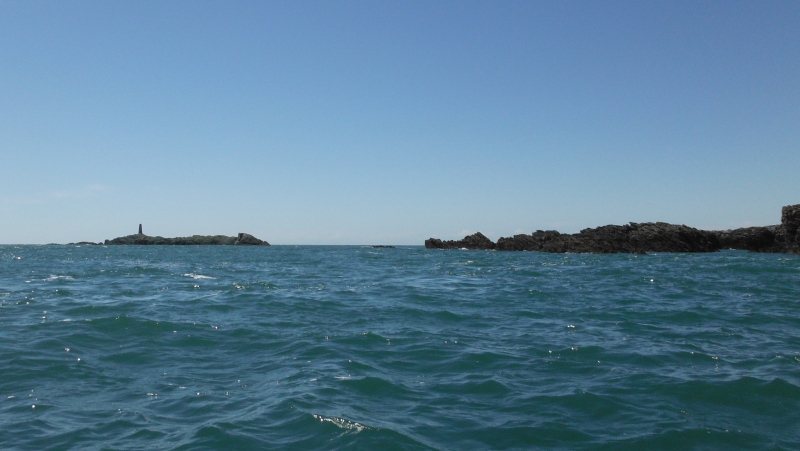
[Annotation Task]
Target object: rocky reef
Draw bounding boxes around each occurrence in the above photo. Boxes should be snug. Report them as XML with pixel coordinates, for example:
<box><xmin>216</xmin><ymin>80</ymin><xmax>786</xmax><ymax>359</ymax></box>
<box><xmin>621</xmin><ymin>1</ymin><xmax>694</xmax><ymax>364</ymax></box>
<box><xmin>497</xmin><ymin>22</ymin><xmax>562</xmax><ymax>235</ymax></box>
<box><xmin>425</xmin><ymin>232</ymin><xmax>497</xmax><ymax>251</ymax></box>
<box><xmin>105</xmin><ymin>232</ymin><xmax>269</xmax><ymax>246</ymax></box>
<box><xmin>425</xmin><ymin>204</ymin><xmax>800</xmax><ymax>255</ymax></box>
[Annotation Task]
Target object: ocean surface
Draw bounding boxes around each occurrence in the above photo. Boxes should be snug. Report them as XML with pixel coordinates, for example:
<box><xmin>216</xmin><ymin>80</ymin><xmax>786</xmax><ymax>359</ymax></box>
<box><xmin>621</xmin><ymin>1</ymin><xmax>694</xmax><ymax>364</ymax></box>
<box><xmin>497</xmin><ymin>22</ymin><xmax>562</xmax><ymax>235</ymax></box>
<box><xmin>1</xmin><ymin>245</ymin><xmax>799</xmax><ymax>450</ymax></box>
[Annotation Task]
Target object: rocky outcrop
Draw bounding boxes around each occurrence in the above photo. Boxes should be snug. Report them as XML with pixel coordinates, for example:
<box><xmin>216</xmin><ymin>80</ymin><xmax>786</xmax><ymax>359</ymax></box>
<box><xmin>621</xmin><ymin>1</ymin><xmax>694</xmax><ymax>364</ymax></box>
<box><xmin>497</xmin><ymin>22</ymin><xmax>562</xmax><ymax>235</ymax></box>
<box><xmin>712</xmin><ymin>204</ymin><xmax>800</xmax><ymax>254</ymax></box>
<box><xmin>425</xmin><ymin>232</ymin><xmax>496</xmax><ymax>250</ymax></box>
<box><xmin>233</xmin><ymin>233</ymin><xmax>268</xmax><ymax>245</ymax></box>
<box><xmin>105</xmin><ymin>233</ymin><xmax>269</xmax><ymax>246</ymax></box>
<box><xmin>494</xmin><ymin>223</ymin><xmax>720</xmax><ymax>254</ymax></box>
<box><xmin>425</xmin><ymin>204</ymin><xmax>800</xmax><ymax>254</ymax></box>
<box><xmin>714</xmin><ymin>226</ymin><xmax>781</xmax><ymax>252</ymax></box>
<box><xmin>782</xmin><ymin>204</ymin><xmax>800</xmax><ymax>253</ymax></box>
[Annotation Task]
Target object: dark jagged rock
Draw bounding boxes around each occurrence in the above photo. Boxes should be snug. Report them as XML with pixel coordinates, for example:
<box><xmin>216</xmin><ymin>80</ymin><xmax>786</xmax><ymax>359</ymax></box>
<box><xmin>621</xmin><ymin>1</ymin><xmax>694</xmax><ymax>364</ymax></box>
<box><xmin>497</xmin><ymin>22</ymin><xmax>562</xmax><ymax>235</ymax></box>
<box><xmin>493</xmin><ymin>223</ymin><xmax>720</xmax><ymax>254</ymax></box>
<box><xmin>714</xmin><ymin>226</ymin><xmax>780</xmax><ymax>252</ymax></box>
<box><xmin>371</xmin><ymin>245</ymin><xmax>395</xmax><ymax>248</ymax></box>
<box><xmin>426</xmin><ymin>204</ymin><xmax>800</xmax><ymax>255</ymax></box>
<box><xmin>712</xmin><ymin>204</ymin><xmax>800</xmax><ymax>254</ymax></box>
<box><xmin>68</xmin><ymin>241</ymin><xmax>102</xmax><ymax>245</ymax></box>
<box><xmin>234</xmin><ymin>233</ymin><xmax>267</xmax><ymax>245</ymax></box>
<box><xmin>105</xmin><ymin>232</ymin><xmax>269</xmax><ymax>246</ymax></box>
<box><xmin>782</xmin><ymin>204</ymin><xmax>800</xmax><ymax>250</ymax></box>
<box><xmin>424</xmin><ymin>232</ymin><xmax>496</xmax><ymax>250</ymax></box>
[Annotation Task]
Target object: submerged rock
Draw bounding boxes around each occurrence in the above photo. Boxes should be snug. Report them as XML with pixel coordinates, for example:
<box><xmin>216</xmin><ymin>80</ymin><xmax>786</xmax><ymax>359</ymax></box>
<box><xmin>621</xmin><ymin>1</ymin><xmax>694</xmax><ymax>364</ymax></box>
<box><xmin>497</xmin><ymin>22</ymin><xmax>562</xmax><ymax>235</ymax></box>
<box><xmin>105</xmin><ymin>232</ymin><xmax>269</xmax><ymax>246</ymax></box>
<box><xmin>426</xmin><ymin>204</ymin><xmax>800</xmax><ymax>254</ymax></box>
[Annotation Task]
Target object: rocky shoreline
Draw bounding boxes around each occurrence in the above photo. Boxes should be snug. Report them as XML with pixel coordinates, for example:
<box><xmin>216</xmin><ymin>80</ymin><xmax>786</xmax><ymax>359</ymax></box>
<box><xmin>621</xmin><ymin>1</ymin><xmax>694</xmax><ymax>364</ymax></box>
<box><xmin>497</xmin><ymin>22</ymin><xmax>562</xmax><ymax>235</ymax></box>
<box><xmin>103</xmin><ymin>232</ymin><xmax>269</xmax><ymax>246</ymax></box>
<box><xmin>425</xmin><ymin>204</ymin><xmax>800</xmax><ymax>255</ymax></box>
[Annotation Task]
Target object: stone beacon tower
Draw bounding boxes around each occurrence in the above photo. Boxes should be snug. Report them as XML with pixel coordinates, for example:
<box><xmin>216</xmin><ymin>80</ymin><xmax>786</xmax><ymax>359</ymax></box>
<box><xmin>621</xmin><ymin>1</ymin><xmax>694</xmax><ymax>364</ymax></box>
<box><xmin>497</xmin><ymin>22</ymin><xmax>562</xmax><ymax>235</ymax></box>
<box><xmin>139</xmin><ymin>224</ymin><xmax>143</xmax><ymax>235</ymax></box>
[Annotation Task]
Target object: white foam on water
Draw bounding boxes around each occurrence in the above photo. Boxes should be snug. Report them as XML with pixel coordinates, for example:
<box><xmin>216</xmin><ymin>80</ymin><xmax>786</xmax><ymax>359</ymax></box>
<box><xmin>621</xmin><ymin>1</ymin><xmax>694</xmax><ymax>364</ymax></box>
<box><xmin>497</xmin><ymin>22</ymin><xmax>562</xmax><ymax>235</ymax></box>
<box><xmin>312</xmin><ymin>414</ymin><xmax>368</xmax><ymax>433</ymax></box>
<box><xmin>183</xmin><ymin>273</ymin><xmax>215</xmax><ymax>280</ymax></box>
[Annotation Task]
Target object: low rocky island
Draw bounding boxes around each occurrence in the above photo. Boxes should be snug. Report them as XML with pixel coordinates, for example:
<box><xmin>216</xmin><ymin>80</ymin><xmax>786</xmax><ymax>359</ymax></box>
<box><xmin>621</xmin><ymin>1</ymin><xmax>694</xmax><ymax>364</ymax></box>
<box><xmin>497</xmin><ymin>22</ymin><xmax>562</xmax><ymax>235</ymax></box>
<box><xmin>104</xmin><ymin>225</ymin><xmax>269</xmax><ymax>246</ymax></box>
<box><xmin>425</xmin><ymin>204</ymin><xmax>800</xmax><ymax>255</ymax></box>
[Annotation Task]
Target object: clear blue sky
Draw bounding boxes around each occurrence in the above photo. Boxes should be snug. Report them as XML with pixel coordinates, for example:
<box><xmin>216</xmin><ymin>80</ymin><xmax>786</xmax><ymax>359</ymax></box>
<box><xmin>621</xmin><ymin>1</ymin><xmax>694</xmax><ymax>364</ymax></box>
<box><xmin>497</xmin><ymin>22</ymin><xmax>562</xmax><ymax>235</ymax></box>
<box><xmin>2</xmin><ymin>1</ymin><xmax>798</xmax><ymax>244</ymax></box>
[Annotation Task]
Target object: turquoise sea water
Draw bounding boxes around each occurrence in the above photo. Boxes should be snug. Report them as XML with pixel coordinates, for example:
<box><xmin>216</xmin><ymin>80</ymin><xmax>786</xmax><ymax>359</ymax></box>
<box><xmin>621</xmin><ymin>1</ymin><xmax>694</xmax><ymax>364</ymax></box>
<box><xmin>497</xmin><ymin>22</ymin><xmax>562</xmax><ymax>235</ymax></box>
<box><xmin>1</xmin><ymin>245</ymin><xmax>799</xmax><ymax>450</ymax></box>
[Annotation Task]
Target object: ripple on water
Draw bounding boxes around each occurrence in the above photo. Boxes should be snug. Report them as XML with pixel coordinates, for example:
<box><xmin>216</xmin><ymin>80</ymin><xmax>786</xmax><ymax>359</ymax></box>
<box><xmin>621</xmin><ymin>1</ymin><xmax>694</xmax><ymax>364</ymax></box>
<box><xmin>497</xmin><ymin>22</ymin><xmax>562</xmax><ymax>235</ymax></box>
<box><xmin>1</xmin><ymin>246</ymin><xmax>799</xmax><ymax>450</ymax></box>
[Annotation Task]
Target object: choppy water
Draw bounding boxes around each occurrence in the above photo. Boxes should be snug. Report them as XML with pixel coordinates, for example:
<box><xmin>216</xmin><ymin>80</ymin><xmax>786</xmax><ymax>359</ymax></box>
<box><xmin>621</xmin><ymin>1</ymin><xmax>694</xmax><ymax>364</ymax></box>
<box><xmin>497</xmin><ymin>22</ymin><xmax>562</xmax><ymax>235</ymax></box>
<box><xmin>1</xmin><ymin>245</ymin><xmax>799</xmax><ymax>450</ymax></box>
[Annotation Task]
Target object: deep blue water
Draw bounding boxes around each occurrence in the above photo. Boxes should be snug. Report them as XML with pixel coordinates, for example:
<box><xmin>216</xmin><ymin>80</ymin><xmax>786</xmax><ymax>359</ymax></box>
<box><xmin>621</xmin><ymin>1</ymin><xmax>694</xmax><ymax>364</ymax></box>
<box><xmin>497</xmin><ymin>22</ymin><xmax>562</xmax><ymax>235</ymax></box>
<box><xmin>1</xmin><ymin>245</ymin><xmax>799</xmax><ymax>450</ymax></box>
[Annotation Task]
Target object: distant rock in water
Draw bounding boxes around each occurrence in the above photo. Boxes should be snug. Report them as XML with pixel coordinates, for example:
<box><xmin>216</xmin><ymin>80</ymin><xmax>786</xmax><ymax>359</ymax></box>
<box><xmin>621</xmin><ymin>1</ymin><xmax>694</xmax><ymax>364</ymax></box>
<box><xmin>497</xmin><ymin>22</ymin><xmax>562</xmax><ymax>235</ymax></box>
<box><xmin>105</xmin><ymin>232</ymin><xmax>269</xmax><ymax>246</ymax></box>
<box><xmin>425</xmin><ymin>232</ymin><xmax>496</xmax><ymax>250</ymax></box>
<box><xmin>425</xmin><ymin>204</ymin><xmax>800</xmax><ymax>255</ymax></box>
<box><xmin>496</xmin><ymin>223</ymin><xmax>719</xmax><ymax>254</ymax></box>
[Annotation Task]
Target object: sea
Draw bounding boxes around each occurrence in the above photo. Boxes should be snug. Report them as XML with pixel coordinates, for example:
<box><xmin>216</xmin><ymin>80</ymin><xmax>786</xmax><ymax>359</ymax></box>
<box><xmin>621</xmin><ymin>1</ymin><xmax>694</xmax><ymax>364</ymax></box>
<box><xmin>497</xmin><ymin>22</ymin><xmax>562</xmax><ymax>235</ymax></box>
<box><xmin>1</xmin><ymin>245</ymin><xmax>799</xmax><ymax>450</ymax></box>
